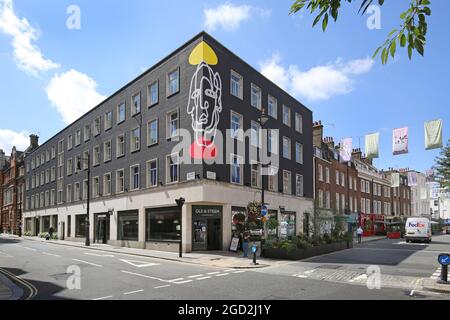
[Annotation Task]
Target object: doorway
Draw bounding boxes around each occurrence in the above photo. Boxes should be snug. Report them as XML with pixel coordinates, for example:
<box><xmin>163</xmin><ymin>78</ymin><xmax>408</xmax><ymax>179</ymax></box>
<box><xmin>191</xmin><ymin>205</ymin><xmax>223</xmax><ymax>252</ymax></box>
<box><xmin>207</xmin><ymin>219</ymin><xmax>221</xmax><ymax>250</ymax></box>
<box><xmin>34</xmin><ymin>218</ymin><xmax>40</xmax><ymax>236</ymax></box>
<box><xmin>94</xmin><ymin>213</ymin><xmax>110</xmax><ymax>244</ymax></box>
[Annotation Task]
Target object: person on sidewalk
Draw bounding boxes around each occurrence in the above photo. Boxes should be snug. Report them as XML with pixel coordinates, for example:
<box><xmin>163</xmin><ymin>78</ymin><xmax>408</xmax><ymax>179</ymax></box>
<box><xmin>48</xmin><ymin>227</ymin><xmax>54</xmax><ymax>241</ymax></box>
<box><xmin>357</xmin><ymin>226</ymin><xmax>364</xmax><ymax>244</ymax></box>
<box><xmin>242</xmin><ymin>232</ymin><xmax>250</xmax><ymax>258</ymax></box>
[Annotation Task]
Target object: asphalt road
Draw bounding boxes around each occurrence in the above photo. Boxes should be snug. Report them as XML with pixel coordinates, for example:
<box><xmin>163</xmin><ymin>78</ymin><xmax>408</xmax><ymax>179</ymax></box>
<box><xmin>0</xmin><ymin>235</ymin><xmax>449</xmax><ymax>300</ymax></box>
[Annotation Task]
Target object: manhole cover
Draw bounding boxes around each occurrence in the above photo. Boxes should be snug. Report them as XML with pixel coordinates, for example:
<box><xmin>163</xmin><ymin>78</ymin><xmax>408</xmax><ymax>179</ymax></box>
<box><xmin>315</xmin><ymin>265</ymin><xmax>342</xmax><ymax>270</ymax></box>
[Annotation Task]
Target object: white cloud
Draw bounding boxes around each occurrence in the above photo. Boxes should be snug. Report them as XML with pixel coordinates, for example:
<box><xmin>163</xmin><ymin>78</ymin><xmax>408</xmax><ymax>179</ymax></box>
<box><xmin>0</xmin><ymin>0</ymin><xmax>59</xmax><ymax>76</ymax></box>
<box><xmin>203</xmin><ymin>3</ymin><xmax>270</xmax><ymax>32</ymax></box>
<box><xmin>0</xmin><ymin>129</ymin><xmax>29</xmax><ymax>153</ymax></box>
<box><xmin>260</xmin><ymin>55</ymin><xmax>374</xmax><ymax>101</ymax></box>
<box><xmin>46</xmin><ymin>70</ymin><xmax>106</xmax><ymax>124</ymax></box>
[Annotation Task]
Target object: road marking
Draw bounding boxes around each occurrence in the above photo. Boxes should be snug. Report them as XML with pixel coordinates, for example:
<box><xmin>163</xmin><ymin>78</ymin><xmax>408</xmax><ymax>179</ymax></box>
<box><xmin>293</xmin><ymin>274</ymin><xmax>308</xmax><ymax>278</ymax></box>
<box><xmin>304</xmin><ymin>270</ymin><xmax>315</xmax><ymax>275</ymax></box>
<box><xmin>0</xmin><ymin>268</ymin><xmax>38</xmax><ymax>300</ymax></box>
<box><xmin>188</xmin><ymin>274</ymin><xmax>204</xmax><ymax>278</ymax></box>
<box><xmin>154</xmin><ymin>285</ymin><xmax>171</xmax><ymax>289</ymax></box>
<box><xmin>42</xmin><ymin>252</ymin><xmax>61</xmax><ymax>258</ymax></box>
<box><xmin>92</xmin><ymin>296</ymin><xmax>113</xmax><ymax>300</ymax></box>
<box><xmin>224</xmin><ymin>269</ymin><xmax>234</xmax><ymax>272</ymax></box>
<box><xmin>22</xmin><ymin>246</ymin><xmax>38</xmax><ymax>252</ymax></box>
<box><xmin>207</xmin><ymin>272</ymin><xmax>220</xmax><ymax>275</ymax></box>
<box><xmin>84</xmin><ymin>252</ymin><xmax>115</xmax><ymax>258</ymax></box>
<box><xmin>349</xmin><ymin>274</ymin><xmax>367</xmax><ymax>283</ymax></box>
<box><xmin>215</xmin><ymin>273</ymin><xmax>229</xmax><ymax>277</ymax></box>
<box><xmin>168</xmin><ymin>278</ymin><xmax>184</xmax><ymax>283</ymax></box>
<box><xmin>124</xmin><ymin>289</ymin><xmax>144</xmax><ymax>295</ymax></box>
<box><xmin>119</xmin><ymin>259</ymin><xmax>159</xmax><ymax>268</ymax></box>
<box><xmin>121</xmin><ymin>270</ymin><xmax>168</xmax><ymax>283</ymax></box>
<box><xmin>0</xmin><ymin>251</ymin><xmax>13</xmax><ymax>258</ymax></box>
<box><xmin>232</xmin><ymin>270</ymin><xmax>246</xmax><ymax>274</ymax></box>
<box><xmin>72</xmin><ymin>259</ymin><xmax>103</xmax><ymax>267</ymax></box>
<box><xmin>196</xmin><ymin>276</ymin><xmax>212</xmax><ymax>280</ymax></box>
<box><xmin>173</xmin><ymin>280</ymin><xmax>193</xmax><ymax>284</ymax></box>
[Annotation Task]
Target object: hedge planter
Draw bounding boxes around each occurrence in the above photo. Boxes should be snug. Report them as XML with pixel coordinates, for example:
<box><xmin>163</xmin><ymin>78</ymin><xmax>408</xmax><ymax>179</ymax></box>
<box><xmin>262</xmin><ymin>241</ymin><xmax>353</xmax><ymax>261</ymax></box>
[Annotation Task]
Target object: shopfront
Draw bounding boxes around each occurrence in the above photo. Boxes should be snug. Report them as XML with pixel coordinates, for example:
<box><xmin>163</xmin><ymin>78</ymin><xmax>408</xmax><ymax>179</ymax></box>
<box><xmin>280</xmin><ymin>211</ymin><xmax>296</xmax><ymax>239</ymax></box>
<box><xmin>358</xmin><ymin>213</ymin><xmax>385</xmax><ymax>236</ymax></box>
<box><xmin>94</xmin><ymin>212</ymin><xmax>110</xmax><ymax>244</ymax></box>
<box><xmin>192</xmin><ymin>205</ymin><xmax>222</xmax><ymax>251</ymax></box>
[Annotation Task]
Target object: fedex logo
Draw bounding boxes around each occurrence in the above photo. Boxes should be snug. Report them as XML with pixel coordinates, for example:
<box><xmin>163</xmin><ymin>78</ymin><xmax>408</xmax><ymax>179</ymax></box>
<box><xmin>408</xmin><ymin>222</ymin><xmax>426</xmax><ymax>228</ymax></box>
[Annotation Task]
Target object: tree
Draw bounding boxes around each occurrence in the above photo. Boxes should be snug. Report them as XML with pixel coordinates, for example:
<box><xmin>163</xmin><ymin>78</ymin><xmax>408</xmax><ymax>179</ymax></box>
<box><xmin>433</xmin><ymin>139</ymin><xmax>450</xmax><ymax>191</ymax></box>
<box><xmin>290</xmin><ymin>0</ymin><xmax>431</xmax><ymax>64</ymax></box>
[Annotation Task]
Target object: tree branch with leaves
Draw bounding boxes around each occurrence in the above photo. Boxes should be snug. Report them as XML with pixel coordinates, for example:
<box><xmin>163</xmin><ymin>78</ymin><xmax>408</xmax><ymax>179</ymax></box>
<box><xmin>290</xmin><ymin>0</ymin><xmax>432</xmax><ymax>64</ymax></box>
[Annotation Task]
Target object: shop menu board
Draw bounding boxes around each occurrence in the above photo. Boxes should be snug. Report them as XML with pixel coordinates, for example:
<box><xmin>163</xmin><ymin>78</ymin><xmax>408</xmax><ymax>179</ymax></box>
<box><xmin>229</xmin><ymin>237</ymin><xmax>240</xmax><ymax>252</ymax></box>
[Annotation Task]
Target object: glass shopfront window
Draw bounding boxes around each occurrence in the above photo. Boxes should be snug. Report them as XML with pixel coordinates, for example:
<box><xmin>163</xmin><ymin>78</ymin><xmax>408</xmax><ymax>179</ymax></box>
<box><xmin>118</xmin><ymin>211</ymin><xmax>139</xmax><ymax>241</ymax></box>
<box><xmin>146</xmin><ymin>207</ymin><xmax>181</xmax><ymax>241</ymax></box>
<box><xmin>280</xmin><ymin>212</ymin><xmax>296</xmax><ymax>239</ymax></box>
<box><xmin>42</xmin><ymin>216</ymin><xmax>50</xmax><ymax>232</ymax></box>
<box><xmin>231</xmin><ymin>206</ymin><xmax>246</xmax><ymax>237</ymax></box>
<box><xmin>75</xmin><ymin>214</ymin><xmax>86</xmax><ymax>238</ymax></box>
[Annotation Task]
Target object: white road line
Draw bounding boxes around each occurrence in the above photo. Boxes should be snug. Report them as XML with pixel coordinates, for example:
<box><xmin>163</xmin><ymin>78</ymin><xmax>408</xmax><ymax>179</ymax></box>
<box><xmin>215</xmin><ymin>273</ymin><xmax>229</xmax><ymax>277</ymax></box>
<box><xmin>223</xmin><ymin>269</ymin><xmax>234</xmax><ymax>272</ymax></box>
<box><xmin>42</xmin><ymin>252</ymin><xmax>61</xmax><ymax>258</ymax></box>
<box><xmin>188</xmin><ymin>274</ymin><xmax>204</xmax><ymax>278</ymax></box>
<box><xmin>22</xmin><ymin>246</ymin><xmax>38</xmax><ymax>252</ymax></box>
<box><xmin>72</xmin><ymin>259</ymin><xmax>103</xmax><ymax>267</ymax></box>
<box><xmin>173</xmin><ymin>280</ymin><xmax>193</xmax><ymax>284</ymax></box>
<box><xmin>168</xmin><ymin>278</ymin><xmax>184</xmax><ymax>283</ymax></box>
<box><xmin>304</xmin><ymin>270</ymin><xmax>315</xmax><ymax>275</ymax></box>
<box><xmin>84</xmin><ymin>252</ymin><xmax>115</xmax><ymax>257</ymax></box>
<box><xmin>196</xmin><ymin>276</ymin><xmax>212</xmax><ymax>280</ymax></box>
<box><xmin>121</xmin><ymin>270</ymin><xmax>168</xmax><ymax>283</ymax></box>
<box><xmin>207</xmin><ymin>272</ymin><xmax>220</xmax><ymax>275</ymax></box>
<box><xmin>349</xmin><ymin>274</ymin><xmax>367</xmax><ymax>283</ymax></box>
<box><xmin>92</xmin><ymin>296</ymin><xmax>113</xmax><ymax>300</ymax></box>
<box><xmin>232</xmin><ymin>270</ymin><xmax>246</xmax><ymax>274</ymax></box>
<box><xmin>0</xmin><ymin>251</ymin><xmax>13</xmax><ymax>258</ymax></box>
<box><xmin>154</xmin><ymin>285</ymin><xmax>171</xmax><ymax>289</ymax></box>
<box><xmin>124</xmin><ymin>289</ymin><xmax>144</xmax><ymax>295</ymax></box>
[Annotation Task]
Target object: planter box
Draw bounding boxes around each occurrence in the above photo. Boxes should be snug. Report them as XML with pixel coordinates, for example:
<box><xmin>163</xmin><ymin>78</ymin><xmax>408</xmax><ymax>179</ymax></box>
<box><xmin>387</xmin><ymin>232</ymin><xmax>401</xmax><ymax>239</ymax></box>
<box><xmin>262</xmin><ymin>241</ymin><xmax>353</xmax><ymax>261</ymax></box>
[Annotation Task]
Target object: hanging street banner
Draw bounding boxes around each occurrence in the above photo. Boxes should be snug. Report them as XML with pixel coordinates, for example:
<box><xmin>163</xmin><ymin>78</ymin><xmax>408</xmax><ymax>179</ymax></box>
<box><xmin>425</xmin><ymin>119</ymin><xmax>443</xmax><ymax>150</ymax></box>
<box><xmin>408</xmin><ymin>171</ymin><xmax>418</xmax><ymax>187</ymax></box>
<box><xmin>365</xmin><ymin>133</ymin><xmax>380</xmax><ymax>159</ymax></box>
<box><xmin>391</xmin><ymin>172</ymin><xmax>400</xmax><ymax>187</ymax></box>
<box><xmin>340</xmin><ymin>138</ymin><xmax>352</xmax><ymax>162</ymax></box>
<box><xmin>393</xmin><ymin>127</ymin><xmax>409</xmax><ymax>155</ymax></box>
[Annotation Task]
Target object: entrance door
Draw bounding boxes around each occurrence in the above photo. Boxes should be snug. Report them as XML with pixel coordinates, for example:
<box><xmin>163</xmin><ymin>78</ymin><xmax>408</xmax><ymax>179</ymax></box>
<box><xmin>207</xmin><ymin>219</ymin><xmax>221</xmax><ymax>250</ymax></box>
<box><xmin>193</xmin><ymin>219</ymin><xmax>207</xmax><ymax>251</ymax></box>
<box><xmin>35</xmin><ymin>218</ymin><xmax>40</xmax><ymax>236</ymax></box>
<box><xmin>95</xmin><ymin>214</ymin><xmax>110</xmax><ymax>244</ymax></box>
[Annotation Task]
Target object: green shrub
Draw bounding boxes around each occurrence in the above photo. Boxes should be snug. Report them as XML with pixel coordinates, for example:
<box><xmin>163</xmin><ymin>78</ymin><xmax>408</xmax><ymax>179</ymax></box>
<box><xmin>23</xmin><ymin>231</ymin><xmax>32</xmax><ymax>237</ymax></box>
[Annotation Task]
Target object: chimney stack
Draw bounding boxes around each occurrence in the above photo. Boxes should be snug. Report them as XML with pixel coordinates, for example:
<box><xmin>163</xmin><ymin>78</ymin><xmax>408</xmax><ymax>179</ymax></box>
<box><xmin>323</xmin><ymin>136</ymin><xmax>335</xmax><ymax>150</ymax></box>
<box><xmin>352</xmin><ymin>148</ymin><xmax>362</xmax><ymax>160</ymax></box>
<box><xmin>312</xmin><ymin>121</ymin><xmax>323</xmax><ymax>148</ymax></box>
<box><xmin>29</xmin><ymin>134</ymin><xmax>39</xmax><ymax>149</ymax></box>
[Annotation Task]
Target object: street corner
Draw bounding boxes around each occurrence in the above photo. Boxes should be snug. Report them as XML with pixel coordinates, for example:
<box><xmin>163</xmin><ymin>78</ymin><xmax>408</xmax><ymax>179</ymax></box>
<box><xmin>421</xmin><ymin>278</ymin><xmax>450</xmax><ymax>295</ymax></box>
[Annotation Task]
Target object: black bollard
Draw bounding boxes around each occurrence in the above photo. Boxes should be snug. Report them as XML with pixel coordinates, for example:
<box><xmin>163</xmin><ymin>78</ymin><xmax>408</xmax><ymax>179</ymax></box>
<box><xmin>441</xmin><ymin>265</ymin><xmax>448</xmax><ymax>283</ymax></box>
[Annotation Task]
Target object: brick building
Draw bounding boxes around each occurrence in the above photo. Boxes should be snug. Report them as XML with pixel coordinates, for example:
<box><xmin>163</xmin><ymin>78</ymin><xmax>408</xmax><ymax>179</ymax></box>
<box><xmin>384</xmin><ymin>169</ymin><xmax>412</xmax><ymax>217</ymax></box>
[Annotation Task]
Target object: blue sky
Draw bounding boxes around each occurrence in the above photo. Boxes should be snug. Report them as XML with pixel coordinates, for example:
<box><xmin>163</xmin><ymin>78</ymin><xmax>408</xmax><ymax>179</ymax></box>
<box><xmin>0</xmin><ymin>0</ymin><xmax>448</xmax><ymax>172</ymax></box>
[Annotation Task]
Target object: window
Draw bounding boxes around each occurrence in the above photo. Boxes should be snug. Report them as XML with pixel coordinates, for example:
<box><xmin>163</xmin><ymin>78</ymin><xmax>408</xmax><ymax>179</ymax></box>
<box><xmin>283</xmin><ymin>137</ymin><xmax>291</xmax><ymax>159</ymax></box>
<box><xmin>280</xmin><ymin>212</ymin><xmax>296</xmax><ymax>239</ymax></box>
<box><xmin>117</xmin><ymin>102</ymin><xmax>126</xmax><ymax>123</ymax></box>
<box><xmin>82</xmin><ymin>180</ymin><xmax>88</xmax><ymax>200</ymax></box>
<box><xmin>146</xmin><ymin>207</ymin><xmax>181</xmax><ymax>241</ymax></box>
<box><xmin>148</xmin><ymin>81</ymin><xmax>159</xmax><ymax>106</ymax></box>
<box><xmin>118</xmin><ymin>211</ymin><xmax>139</xmax><ymax>241</ymax></box>
<box><xmin>268</xmin><ymin>166</ymin><xmax>278</xmax><ymax>192</ymax></box>
<box><xmin>116</xmin><ymin>169</ymin><xmax>125</xmax><ymax>193</ymax></box>
<box><xmin>354</xmin><ymin>178</ymin><xmax>357</xmax><ymax>191</ymax></box>
<box><xmin>130</xmin><ymin>165</ymin><xmax>140</xmax><ymax>191</ymax></box>
<box><xmin>341</xmin><ymin>172</ymin><xmax>345</xmax><ymax>187</ymax></box>
<box><xmin>93</xmin><ymin>177</ymin><xmax>100</xmax><ymax>198</ymax></box>
<box><xmin>296</xmin><ymin>174</ymin><xmax>304</xmax><ymax>197</ymax></box>
<box><xmin>131</xmin><ymin>128</ymin><xmax>140</xmax><ymax>152</ymax></box>
<box><xmin>67</xmin><ymin>158</ymin><xmax>73</xmax><ymax>176</ymax></box>
<box><xmin>83</xmin><ymin>151</ymin><xmax>89</xmax><ymax>170</ymax></box>
<box><xmin>84</xmin><ymin>124</ymin><xmax>91</xmax><ymax>142</ymax></box>
<box><xmin>67</xmin><ymin>135</ymin><xmax>73</xmax><ymax>150</ymax></box>
<box><xmin>131</xmin><ymin>92</ymin><xmax>141</xmax><ymax>115</ymax></box>
<box><xmin>104</xmin><ymin>140</ymin><xmax>111</xmax><ymax>162</ymax></box>
<box><xmin>75</xmin><ymin>215</ymin><xmax>87</xmax><ymax>238</ymax></box>
<box><xmin>230</xmin><ymin>111</ymin><xmax>243</xmax><ymax>140</ymax></box>
<box><xmin>168</xmin><ymin>69</ymin><xmax>179</xmax><ymax>96</ymax></box>
<box><xmin>66</xmin><ymin>184</ymin><xmax>72</xmax><ymax>203</ymax></box>
<box><xmin>336</xmin><ymin>193</ymin><xmax>340</xmax><ymax>213</ymax></box>
<box><xmin>105</xmin><ymin>111</ymin><xmax>113</xmax><ymax>131</ymax></box>
<box><xmin>166</xmin><ymin>154</ymin><xmax>179</xmax><ymax>184</ymax></box>
<box><xmin>93</xmin><ymin>117</ymin><xmax>101</xmax><ymax>136</ymax></box>
<box><xmin>230</xmin><ymin>70</ymin><xmax>243</xmax><ymax>99</ymax></box>
<box><xmin>251</xmin><ymin>163</ymin><xmax>261</xmax><ymax>188</ymax></box>
<box><xmin>325</xmin><ymin>191</ymin><xmax>331</xmax><ymax>209</ymax></box>
<box><xmin>93</xmin><ymin>145</ymin><xmax>100</xmax><ymax>166</ymax></box>
<box><xmin>366</xmin><ymin>199</ymin><xmax>371</xmax><ymax>213</ymax></box>
<box><xmin>325</xmin><ymin>167</ymin><xmax>330</xmax><ymax>183</ymax></box>
<box><xmin>295</xmin><ymin>142</ymin><xmax>303</xmax><ymax>164</ymax></box>
<box><xmin>250</xmin><ymin>121</ymin><xmax>261</xmax><ymax>148</ymax></box>
<box><xmin>349</xmin><ymin>176</ymin><xmax>353</xmax><ymax>190</ymax></box>
<box><xmin>283</xmin><ymin>105</ymin><xmax>291</xmax><ymax>127</ymax></box>
<box><xmin>230</xmin><ymin>154</ymin><xmax>242</xmax><ymax>185</ymax></box>
<box><xmin>167</xmin><ymin>110</ymin><xmax>179</xmax><ymax>139</ymax></box>
<box><xmin>268</xmin><ymin>129</ymin><xmax>278</xmax><ymax>154</ymax></box>
<box><xmin>295</xmin><ymin>113</ymin><xmax>303</xmax><ymax>133</ymax></box>
<box><xmin>147</xmin><ymin>119</ymin><xmax>158</xmax><ymax>146</ymax></box>
<box><xmin>75</xmin><ymin>130</ymin><xmax>81</xmax><ymax>146</ymax></box>
<box><xmin>146</xmin><ymin>159</ymin><xmax>158</xmax><ymax>188</ymax></box>
<box><xmin>46</xmin><ymin>150</ymin><xmax>50</xmax><ymax>162</ymax></box>
<box><xmin>318</xmin><ymin>164</ymin><xmax>323</xmax><ymax>181</ymax></box>
<box><xmin>283</xmin><ymin>170</ymin><xmax>292</xmax><ymax>194</ymax></box>
<box><xmin>117</xmin><ymin>135</ymin><xmax>125</xmax><ymax>157</ymax></box>
<box><xmin>51</xmin><ymin>167</ymin><xmax>56</xmax><ymax>182</ymax></box>
<box><xmin>350</xmin><ymin>196</ymin><xmax>353</xmax><ymax>211</ymax></box>
<box><xmin>336</xmin><ymin>170</ymin><xmax>340</xmax><ymax>185</ymax></box>
<box><xmin>318</xmin><ymin>190</ymin><xmax>324</xmax><ymax>208</ymax></box>
<box><xmin>74</xmin><ymin>182</ymin><xmax>80</xmax><ymax>201</ymax></box>
<box><xmin>268</xmin><ymin>95</ymin><xmax>277</xmax><ymax>119</ymax></box>
<box><xmin>250</xmin><ymin>84</ymin><xmax>262</xmax><ymax>109</ymax></box>
<box><xmin>103</xmin><ymin>173</ymin><xmax>111</xmax><ymax>196</ymax></box>
<box><xmin>51</xmin><ymin>146</ymin><xmax>56</xmax><ymax>159</ymax></box>
<box><xmin>366</xmin><ymin>181</ymin><xmax>370</xmax><ymax>194</ymax></box>
<box><xmin>361</xmin><ymin>180</ymin><xmax>366</xmax><ymax>193</ymax></box>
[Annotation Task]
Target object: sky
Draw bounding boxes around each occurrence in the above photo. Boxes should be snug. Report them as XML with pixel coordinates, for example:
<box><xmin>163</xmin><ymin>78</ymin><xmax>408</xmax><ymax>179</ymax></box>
<box><xmin>0</xmin><ymin>0</ymin><xmax>448</xmax><ymax>173</ymax></box>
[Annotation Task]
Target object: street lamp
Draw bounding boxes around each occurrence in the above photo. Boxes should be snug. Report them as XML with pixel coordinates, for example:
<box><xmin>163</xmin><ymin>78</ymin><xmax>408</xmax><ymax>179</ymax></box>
<box><xmin>77</xmin><ymin>153</ymin><xmax>91</xmax><ymax>247</ymax></box>
<box><xmin>175</xmin><ymin>197</ymin><xmax>185</xmax><ymax>258</ymax></box>
<box><xmin>258</xmin><ymin>110</ymin><xmax>269</xmax><ymax>237</ymax></box>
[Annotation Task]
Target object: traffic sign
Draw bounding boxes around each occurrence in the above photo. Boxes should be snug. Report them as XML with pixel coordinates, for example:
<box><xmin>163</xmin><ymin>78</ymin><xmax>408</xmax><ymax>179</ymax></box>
<box><xmin>251</xmin><ymin>245</ymin><xmax>258</xmax><ymax>254</ymax></box>
<box><xmin>261</xmin><ymin>204</ymin><xmax>268</xmax><ymax>217</ymax></box>
<box><xmin>438</xmin><ymin>254</ymin><xmax>450</xmax><ymax>266</ymax></box>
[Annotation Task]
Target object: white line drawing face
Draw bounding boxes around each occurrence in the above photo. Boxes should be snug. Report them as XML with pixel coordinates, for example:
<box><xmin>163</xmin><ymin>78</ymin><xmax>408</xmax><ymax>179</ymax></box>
<box><xmin>187</xmin><ymin>61</ymin><xmax>222</xmax><ymax>147</ymax></box>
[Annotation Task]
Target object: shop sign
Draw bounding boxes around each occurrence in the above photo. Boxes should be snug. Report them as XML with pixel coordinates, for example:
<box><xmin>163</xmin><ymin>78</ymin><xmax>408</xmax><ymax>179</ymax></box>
<box><xmin>192</xmin><ymin>205</ymin><xmax>222</xmax><ymax>218</ymax></box>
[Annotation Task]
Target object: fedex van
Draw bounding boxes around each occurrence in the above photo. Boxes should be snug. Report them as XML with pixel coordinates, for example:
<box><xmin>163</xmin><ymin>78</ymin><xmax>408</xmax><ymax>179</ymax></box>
<box><xmin>405</xmin><ymin>217</ymin><xmax>432</xmax><ymax>243</ymax></box>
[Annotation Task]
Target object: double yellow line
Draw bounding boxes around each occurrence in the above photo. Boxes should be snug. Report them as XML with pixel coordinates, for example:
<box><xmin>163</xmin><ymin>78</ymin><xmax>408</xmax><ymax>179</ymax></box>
<box><xmin>0</xmin><ymin>268</ymin><xmax>38</xmax><ymax>300</ymax></box>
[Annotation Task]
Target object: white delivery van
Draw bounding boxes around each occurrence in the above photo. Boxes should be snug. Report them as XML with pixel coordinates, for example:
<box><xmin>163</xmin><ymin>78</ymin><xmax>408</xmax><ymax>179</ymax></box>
<box><xmin>405</xmin><ymin>217</ymin><xmax>432</xmax><ymax>243</ymax></box>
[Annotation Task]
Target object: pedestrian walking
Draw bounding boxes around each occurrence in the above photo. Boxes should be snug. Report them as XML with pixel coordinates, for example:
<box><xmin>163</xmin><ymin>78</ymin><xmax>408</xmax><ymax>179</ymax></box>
<box><xmin>48</xmin><ymin>227</ymin><xmax>54</xmax><ymax>240</ymax></box>
<box><xmin>242</xmin><ymin>232</ymin><xmax>250</xmax><ymax>258</ymax></box>
<box><xmin>357</xmin><ymin>226</ymin><xmax>364</xmax><ymax>244</ymax></box>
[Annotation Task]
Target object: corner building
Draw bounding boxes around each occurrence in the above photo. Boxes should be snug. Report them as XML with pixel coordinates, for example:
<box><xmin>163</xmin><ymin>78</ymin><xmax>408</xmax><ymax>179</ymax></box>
<box><xmin>23</xmin><ymin>32</ymin><xmax>314</xmax><ymax>253</ymax></box>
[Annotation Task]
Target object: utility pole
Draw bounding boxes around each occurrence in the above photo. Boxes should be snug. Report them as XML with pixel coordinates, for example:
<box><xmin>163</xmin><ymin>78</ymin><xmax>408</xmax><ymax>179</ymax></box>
<box><xmin>77</xmin><ymin>152</ymin><xmax>90</xmax><ymax>246</ymax></box>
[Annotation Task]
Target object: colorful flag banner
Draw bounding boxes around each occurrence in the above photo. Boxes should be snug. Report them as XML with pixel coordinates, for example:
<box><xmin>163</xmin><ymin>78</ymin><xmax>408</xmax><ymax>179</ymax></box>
<box><xmin>365</xmin><ymin>133</ymin><xmax>380</xmax><ymax>159</ymax></box>
<box><xmin>391</xmin><ymin>172</ymin><xmax>400</xmax><ymax>187</ymax></box>
<box><xmin>408</xmin><ymin>171</ymin><xmax>418</xmax><ymax>187</ymax></box>
<box><xmin>393</xmin><ymin>127</ymin><xmax>409</xmax><ymax>155</ymax></box>
<box><xmin>340</xmin><ymin>138</ymin><xmax>352</xmax><ymax>162</ymax></box>
<box><xmin>425</xmin><ymin>119</ymin><xmax>443</xmax><ymax>150</ymax></box>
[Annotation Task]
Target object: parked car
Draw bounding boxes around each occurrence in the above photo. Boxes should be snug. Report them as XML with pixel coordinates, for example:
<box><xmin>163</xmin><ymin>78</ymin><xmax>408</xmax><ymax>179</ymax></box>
<box><xmin>405</xmin><ymin>217</ymin><xmax>432</xmax><ymax>243</ymax></box>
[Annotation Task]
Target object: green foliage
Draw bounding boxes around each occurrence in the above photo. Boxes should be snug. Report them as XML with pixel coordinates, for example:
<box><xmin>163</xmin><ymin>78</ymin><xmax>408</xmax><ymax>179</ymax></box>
<box><xmin>290</xmin><ymin>0</ymin><xmax>432</xmax><ymax>64</ymax></box>
<box><xmin>23</xmin><ymin>231</ymin><xmax>32</xmax><ymax>237</ymax></box>
<box><xmin>266</xmin><ymin>217</ymin><xmax>279</xmax><ymax>232</ymax></box>
<box><xmin>433</xmin><ymin>139</ymin><xmax>450</xmax><ymax>191</ymax></box>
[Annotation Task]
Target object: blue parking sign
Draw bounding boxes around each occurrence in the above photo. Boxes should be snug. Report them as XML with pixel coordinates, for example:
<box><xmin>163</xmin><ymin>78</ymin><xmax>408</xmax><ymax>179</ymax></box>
<box><xmin>261</xmin><ymin>204</ymin><xmax>268</xmax><ymax>217</ymax></box>
<box><xmin>438</xmin><ymin>254</ymin><xmax>450</xmax><ymax>266</ymax></box>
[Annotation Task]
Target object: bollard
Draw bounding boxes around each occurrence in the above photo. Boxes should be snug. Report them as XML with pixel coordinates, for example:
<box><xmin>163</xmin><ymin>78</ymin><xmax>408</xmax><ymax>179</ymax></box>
<box><xmin>252</xmin><ymin>243</ymin><xmax>258</xmax><ymax>265</ymax></box>
<box><xmin>441</xmin><ymin>265</ymin><xmax>448</xmax><ymax>283</ymax></box>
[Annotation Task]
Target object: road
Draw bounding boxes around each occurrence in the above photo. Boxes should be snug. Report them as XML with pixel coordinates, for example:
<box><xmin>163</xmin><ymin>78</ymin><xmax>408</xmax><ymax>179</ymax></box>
<box><xmin>0</xmin><ymin>235</ymin><xmax>449</xmax><ymax>300</ymax></box>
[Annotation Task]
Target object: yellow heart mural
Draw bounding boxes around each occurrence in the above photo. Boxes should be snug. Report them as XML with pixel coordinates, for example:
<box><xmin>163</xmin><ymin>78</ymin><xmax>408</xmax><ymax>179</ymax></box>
<box><xmin>189</xmin><ymin>41</ymin><xmax>218</xmax><ymax>66</ymax></box>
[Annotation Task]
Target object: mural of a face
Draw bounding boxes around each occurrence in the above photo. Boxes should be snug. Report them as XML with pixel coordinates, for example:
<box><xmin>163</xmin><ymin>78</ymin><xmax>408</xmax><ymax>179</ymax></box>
<box><xmin>187</xmin><ymin>41</ymin><xmax>222</xmax><ymax>160</ymax></box>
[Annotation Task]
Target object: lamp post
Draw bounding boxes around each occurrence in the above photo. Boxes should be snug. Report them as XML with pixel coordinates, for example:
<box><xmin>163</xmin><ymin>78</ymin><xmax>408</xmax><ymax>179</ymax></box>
<box><xmin>77</xmin><ymin>153</ymin><xmax>91</xmax><ymax>247</ymax></box>
<box><xmin>258</xmin><ymin>110</ymin><xmax>269</xmax><ymax>237</ymax></box>
<box><xmin>175</xmin><ymin>197</ymin><xmax>185</xmax><ymax>258</ymax></box>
